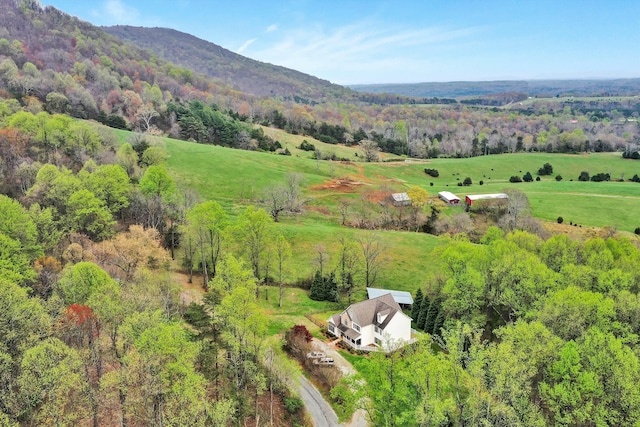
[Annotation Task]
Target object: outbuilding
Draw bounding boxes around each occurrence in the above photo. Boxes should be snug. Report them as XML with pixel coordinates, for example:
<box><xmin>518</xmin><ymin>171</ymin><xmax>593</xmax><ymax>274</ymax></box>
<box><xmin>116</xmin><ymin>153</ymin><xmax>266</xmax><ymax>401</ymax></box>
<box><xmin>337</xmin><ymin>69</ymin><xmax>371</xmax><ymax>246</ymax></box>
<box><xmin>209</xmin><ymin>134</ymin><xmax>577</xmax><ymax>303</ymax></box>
<box><xmin>438</xmin><ymin>191</ymin><xmax>461</xmax><ymax>204</ymax></box>
<box><xmin>390</xmin><ymin>192</ymin><xmax>411</xmax><ymax>207</ymax></box>
<box><xmin>465</xmin><ymin>193</ymin><xmax>509</xmax><ymax>206</ymax></box>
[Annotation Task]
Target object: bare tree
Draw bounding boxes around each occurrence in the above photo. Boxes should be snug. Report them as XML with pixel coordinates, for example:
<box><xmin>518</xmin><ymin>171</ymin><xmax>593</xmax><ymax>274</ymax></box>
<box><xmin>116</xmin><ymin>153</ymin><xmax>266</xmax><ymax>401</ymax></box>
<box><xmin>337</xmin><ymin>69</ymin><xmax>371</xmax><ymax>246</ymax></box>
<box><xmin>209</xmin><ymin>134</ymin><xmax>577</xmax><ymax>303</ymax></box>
<box><xmin>338</xmin><ymin>198</ymin><xmax>351</xmax><ymax>226</ymax></box>
<box><xmin>358</xmin><ymin>233</ymin><xmax>385</xmax><ymax>288</ymax></box>
<box><xmin>499</xmin><ymin>189</ymin><xmax>530</xmax><ymax>232</ymax></box>
<box><xmin>315</xmin><ymin>245</ymin><xmax>329</xmax><ymax>277</ymax></box>
<box><xmin>263</xmin><ymin>184</ymin><xmax>288</xmax><ymax>222</ymax></box>
<box><xmin>285</xmin><ymin>172</ymin><xmax>304</xmax><ymax>212</ymax></box>
<box><xmin>136</xmin><ymin>103</ymin><xmax>159</xmax><ymax>132</ymax></box>
<box><xmin>360</xmin><ymin>139</ymin><xmax>380</xmax><ymax>162</ymax></box>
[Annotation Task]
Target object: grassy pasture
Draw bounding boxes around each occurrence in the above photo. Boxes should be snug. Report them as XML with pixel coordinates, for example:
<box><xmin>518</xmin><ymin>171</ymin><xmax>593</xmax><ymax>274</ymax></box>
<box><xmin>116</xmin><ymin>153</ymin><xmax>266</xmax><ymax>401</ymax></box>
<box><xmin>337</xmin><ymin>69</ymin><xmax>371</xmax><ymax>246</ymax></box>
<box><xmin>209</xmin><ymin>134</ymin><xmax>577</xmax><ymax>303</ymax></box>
<box><xmin>111</xmin><ymin>125</ymin><xmax>640</xmax><ymax>291</ymax></box>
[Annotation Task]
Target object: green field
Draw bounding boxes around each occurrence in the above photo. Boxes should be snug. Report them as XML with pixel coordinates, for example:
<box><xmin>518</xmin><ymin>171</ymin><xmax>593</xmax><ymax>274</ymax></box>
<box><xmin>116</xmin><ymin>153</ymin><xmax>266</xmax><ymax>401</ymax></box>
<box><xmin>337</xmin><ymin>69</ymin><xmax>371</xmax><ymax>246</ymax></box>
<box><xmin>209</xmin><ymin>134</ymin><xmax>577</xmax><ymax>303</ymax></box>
<box><xmin>113</xmin><ymin>126</ymin><xmax>640</xmax><ymax>292</ymax></box>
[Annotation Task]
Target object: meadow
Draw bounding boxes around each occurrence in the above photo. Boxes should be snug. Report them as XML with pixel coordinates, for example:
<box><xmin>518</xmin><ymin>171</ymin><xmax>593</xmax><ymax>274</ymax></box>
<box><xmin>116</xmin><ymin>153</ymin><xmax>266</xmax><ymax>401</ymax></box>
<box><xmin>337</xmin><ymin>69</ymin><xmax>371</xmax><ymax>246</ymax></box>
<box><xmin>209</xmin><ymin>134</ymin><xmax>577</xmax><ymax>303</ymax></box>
<box><xmin>114</xmin><ymin>126</ymin><xmax>640</xmax><ymax>293</ymax></box>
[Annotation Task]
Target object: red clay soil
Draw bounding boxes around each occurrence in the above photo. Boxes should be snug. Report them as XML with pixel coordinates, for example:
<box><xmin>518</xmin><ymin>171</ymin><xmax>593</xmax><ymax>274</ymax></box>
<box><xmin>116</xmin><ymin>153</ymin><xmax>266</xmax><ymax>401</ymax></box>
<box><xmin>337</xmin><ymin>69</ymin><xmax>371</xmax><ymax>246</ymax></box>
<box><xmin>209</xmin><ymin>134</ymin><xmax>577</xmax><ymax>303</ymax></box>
<box><xmin>310</xmin><ymin>176</ymin><xmax>366</xmax><ymax>193</ymax></box>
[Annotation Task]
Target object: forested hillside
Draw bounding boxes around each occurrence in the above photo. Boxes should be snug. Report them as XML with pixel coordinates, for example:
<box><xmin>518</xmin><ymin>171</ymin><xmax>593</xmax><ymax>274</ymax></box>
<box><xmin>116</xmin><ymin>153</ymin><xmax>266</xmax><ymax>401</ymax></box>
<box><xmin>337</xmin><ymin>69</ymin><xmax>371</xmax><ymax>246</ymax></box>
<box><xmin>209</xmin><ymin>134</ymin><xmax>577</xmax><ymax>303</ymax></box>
<box><xmin>103</xmin><ymin>25</ymin><xmax>357</xmax><ymax>101</ymax></box>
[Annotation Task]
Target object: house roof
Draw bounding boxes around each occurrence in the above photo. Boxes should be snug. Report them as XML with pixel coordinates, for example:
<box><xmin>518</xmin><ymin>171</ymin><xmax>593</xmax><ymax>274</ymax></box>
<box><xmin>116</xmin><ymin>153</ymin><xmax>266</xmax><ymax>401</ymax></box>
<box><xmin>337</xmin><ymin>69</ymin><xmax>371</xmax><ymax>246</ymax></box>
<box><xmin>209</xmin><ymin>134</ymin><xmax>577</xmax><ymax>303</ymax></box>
<box><xmin>391</xmin><ymin>192</ymin><xmax>411</xmax><ymax>202</ymax></box>
<box><xmin>345</xmin><ymin>293</ymin><xmax>404</xmax><ymax>329</ymax></box>
<box><xmin>367</xmin><ymin>288</ymin><xmax>414</xmax><ymax>305</ymax></box>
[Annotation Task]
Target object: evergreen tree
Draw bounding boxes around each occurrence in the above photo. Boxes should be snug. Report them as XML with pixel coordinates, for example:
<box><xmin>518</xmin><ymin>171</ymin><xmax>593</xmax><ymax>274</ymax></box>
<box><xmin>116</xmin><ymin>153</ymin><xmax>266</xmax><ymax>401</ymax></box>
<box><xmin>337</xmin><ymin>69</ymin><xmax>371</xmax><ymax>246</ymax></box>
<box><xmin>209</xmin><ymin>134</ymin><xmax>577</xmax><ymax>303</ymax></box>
<box><xmin>416</xmin><ymin>295</ymin><xmax>430</xmax><ymax>330</ymax></box>
<box><xmin>411</xmin><ymin>288</ymin><xmax>423</xmax><ymax>320</ymax></box>
<box><xmin>309</xmin><ymin>270</ymin><xmax>325</xmax><ymax>301</ymax></box>
<box><xmin>326</xmin><ymin>271</ymin><xmax>339</xmax><ymax>302</ymax></box>
<box><xmin>424</xmin><ymin>298</ymin><xmax>440</xmax><ymax>334</ymax></box>
<box><xmin>431</xmin><ymin>310</ymin><xmax>445</xmax><ymax>337</ymax></box>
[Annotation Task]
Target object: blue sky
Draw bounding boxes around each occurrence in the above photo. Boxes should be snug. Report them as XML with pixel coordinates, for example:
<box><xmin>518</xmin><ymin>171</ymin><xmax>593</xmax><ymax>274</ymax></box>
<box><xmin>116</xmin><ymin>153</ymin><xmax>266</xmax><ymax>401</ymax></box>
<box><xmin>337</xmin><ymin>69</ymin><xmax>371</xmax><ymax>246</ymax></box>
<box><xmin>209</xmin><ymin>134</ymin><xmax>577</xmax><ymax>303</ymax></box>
<box><xmin>41</xmin><ymin>0</ymin><xmax>640</xmax><ymax>85</ymax></box>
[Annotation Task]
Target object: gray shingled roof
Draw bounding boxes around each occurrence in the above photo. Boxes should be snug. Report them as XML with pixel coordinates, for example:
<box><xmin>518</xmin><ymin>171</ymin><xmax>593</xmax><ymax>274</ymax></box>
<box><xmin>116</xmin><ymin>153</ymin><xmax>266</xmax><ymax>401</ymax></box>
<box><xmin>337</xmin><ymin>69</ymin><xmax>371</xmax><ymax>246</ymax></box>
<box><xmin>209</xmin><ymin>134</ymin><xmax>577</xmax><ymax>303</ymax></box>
<box><xmin>345</xmin><ymin>293</ymin><xmax>401</xmax><ymax>329</ymax></box>
<box><xmin>367</xmin><ymin>288</ymin><xmax>414</xmax><ymax>305</ymax></box>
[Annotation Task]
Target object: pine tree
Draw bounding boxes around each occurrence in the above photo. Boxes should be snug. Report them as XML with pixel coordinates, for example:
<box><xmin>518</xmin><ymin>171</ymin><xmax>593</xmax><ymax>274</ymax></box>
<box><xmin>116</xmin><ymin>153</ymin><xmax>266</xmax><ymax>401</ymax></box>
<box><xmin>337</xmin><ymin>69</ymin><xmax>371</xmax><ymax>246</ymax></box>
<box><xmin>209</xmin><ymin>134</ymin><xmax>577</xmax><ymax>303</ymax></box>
<box><xmin>424</xmin><ymin>298</ymin><xmax>440</xmax><ymax>334</ymax></box>
<box><xmin>309</xmin><ymin>270</ymin><xmax>324</xmax><ymax>301</ymax></box>
<box><xmin>432</xmin><ymin>310</ymin><xmax>445</xmax><ymax>337</ymax></box>
<box><xmin>416</xmin><ymin>295</ymin><xmax>430</xmax><ymax>330</ymax></box>
<box><xmin>411</xmin><ymin>288</ymin><xmax>423</xmax><ymax>321</ymax></box>
<box><xmin>326</xmin><ymin>271</ymin><xmax>339</xmax><ymax>302</ymax></box>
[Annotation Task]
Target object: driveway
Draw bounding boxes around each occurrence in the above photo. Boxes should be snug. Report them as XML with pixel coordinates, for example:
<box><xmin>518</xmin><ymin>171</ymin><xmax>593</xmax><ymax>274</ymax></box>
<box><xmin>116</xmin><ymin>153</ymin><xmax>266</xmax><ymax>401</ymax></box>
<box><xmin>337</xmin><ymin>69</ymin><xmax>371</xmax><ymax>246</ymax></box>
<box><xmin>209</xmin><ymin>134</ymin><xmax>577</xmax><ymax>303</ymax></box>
<box><xmin>301</xmin><ymin>338</ymin><xmax>369</xmax><ymax>427</ymax></box>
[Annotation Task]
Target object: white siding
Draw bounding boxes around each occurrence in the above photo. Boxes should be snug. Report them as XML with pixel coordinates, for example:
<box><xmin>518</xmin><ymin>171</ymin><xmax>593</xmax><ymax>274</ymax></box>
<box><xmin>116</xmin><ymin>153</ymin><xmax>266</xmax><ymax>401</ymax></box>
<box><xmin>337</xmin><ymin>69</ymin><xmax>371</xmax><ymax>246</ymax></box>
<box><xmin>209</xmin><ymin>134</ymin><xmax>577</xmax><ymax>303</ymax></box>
<box><xmin>381</xmin><ymin>313</ymin><xmax>412</xmax><ymax>351</ymax></box>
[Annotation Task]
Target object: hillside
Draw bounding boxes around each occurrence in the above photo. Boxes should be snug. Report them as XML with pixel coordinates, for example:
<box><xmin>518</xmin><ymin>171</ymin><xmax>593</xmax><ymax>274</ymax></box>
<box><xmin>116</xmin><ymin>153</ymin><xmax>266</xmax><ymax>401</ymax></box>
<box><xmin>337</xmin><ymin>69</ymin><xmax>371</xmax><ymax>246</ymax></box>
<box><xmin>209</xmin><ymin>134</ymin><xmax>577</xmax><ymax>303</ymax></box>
<box><xmin>103</xmin><ymin>25</ymin><xmax>358</xmax><ymax>102</ymax></box>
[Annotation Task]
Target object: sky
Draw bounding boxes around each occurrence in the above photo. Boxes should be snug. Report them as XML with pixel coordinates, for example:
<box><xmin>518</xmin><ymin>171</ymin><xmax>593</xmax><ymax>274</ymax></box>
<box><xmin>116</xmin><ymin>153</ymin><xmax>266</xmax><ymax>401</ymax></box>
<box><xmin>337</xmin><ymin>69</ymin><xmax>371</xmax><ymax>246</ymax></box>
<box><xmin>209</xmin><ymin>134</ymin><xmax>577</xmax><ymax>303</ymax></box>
<box><xmin>40</xmin><ymin>0</ymin><xmax>640</xmax><ymax>85</ymax></box>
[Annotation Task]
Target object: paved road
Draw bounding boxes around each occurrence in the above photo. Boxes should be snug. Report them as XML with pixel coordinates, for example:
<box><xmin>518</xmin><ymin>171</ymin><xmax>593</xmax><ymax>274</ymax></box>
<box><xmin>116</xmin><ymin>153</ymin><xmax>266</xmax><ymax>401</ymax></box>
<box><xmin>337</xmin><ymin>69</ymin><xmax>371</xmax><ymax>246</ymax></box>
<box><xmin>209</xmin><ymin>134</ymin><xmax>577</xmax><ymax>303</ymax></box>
<box><xmin>297</xmin><ymin>375</ymin><xmax>340</xmax><ymax>427</ymax></box>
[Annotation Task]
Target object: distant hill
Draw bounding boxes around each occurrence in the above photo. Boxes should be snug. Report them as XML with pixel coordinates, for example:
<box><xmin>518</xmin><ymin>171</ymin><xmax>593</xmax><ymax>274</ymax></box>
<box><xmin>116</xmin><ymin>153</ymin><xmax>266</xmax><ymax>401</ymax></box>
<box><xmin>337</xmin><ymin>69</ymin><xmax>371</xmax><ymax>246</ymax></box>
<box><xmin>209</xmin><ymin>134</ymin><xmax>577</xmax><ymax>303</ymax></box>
<box><xmin>349</xmin><ymin>78</ymin><xmax>640</xmax><ymax>98</ymax></box>
<box><xmin>103</xmin><ymin>25</ymin><xmax>357</xmax><ymax>102</ymax></box>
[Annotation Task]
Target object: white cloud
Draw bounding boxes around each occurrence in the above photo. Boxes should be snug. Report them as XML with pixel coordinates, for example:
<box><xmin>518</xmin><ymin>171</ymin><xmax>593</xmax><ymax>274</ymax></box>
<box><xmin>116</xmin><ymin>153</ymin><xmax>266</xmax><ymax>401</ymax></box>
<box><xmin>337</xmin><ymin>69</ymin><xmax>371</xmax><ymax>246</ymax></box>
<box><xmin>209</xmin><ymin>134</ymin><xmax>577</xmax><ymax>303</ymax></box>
<box><xmin>249</xmin><ymin>20</ymin><xmax>480</xmax><ymax>83</ymax></box>
<box><xmin>104</xmin><ymin>0</ymin><xmax>139</xmax><ymax>22</ymax></box>
<box><xmin>266</xmin><ymin>24</ymin><xmax>278</xmax><ymax>33</ymax></box>
<box><xmin>237</xmin><ymin>38</ymin><xmax>257</xmax><ymax>53</ymax></box>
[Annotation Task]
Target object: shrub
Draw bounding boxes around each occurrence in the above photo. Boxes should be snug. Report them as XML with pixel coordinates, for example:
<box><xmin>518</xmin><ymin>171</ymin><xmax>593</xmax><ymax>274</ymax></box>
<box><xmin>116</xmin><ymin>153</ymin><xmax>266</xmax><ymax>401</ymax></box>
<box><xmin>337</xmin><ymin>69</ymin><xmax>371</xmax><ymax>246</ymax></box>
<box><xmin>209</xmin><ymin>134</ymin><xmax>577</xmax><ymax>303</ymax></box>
<box><xmin>635</xmin><ymin>227</ymin><xmax>640</xmax><ymax>235</ymax></box>
<box><xmin>578</xmin><ymin>171</ymin><xmax>590</xmax><ymax>181</ymax></box>
<box><xmin>536</xmin><ymin>176</ymin><xmax>541</xmax><ymax>182</ymax></box>
<box><xmin>424</xmin><ymin>168</ymin><xmax>439</xmax><ymax>177</ymax></box>
<box><xmin>631</xmin><ymin>174</ymin><xmax>640</xmax><ymax>183</ymax></box>
<box><xmin>557</xmin><ymin>216</ymin><xmax>564</xmax><ymax>224</ymax></box>
<box><xmin>463</xmin><ymin>177</ymin><xmax>472</xmax><ymax>186</ymax></box>
<box><xmin>299</xmin><ymin>140</ymin><xmax>316</xmax><ymax>151</ymax></box>
<box><xmin>538</xmin><ymin>163</ymin><xmax>553</xmax><ymax>175</ymax></box>
<box><xmin>590</xmin><ymin>172</ymin><xmax>610</xmax><ymax>182</ymax></box>
<box><xmin>523</xmin><ymin>172</ymin><xmax>533</xmax><ymax>182</ymax></box>
<box><xmin>509</xmin><ymin>175</ymin><xmax>523</xmax><ymax>183</ymax></box>
<box><xmin>479</xmin><ymin>180</ymin><xmax>484</xmax><ymax>185</ymax></box>
<box><xmin>284</xmin><ymin>396</ymin><xmax>304</xmax><ymax>414</ymax></box>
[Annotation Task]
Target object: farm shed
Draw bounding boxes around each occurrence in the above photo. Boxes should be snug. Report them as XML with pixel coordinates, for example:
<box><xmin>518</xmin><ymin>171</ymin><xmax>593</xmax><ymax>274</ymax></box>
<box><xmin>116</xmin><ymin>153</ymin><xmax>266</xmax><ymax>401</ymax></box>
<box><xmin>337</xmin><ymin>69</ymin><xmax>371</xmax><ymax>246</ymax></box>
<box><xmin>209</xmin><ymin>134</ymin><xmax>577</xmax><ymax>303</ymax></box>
<box><xmin>438</xmin><ymin>191</ymin><xmax>461</xmax><ymax>204</ymax></box>
<box><xmin>367</xmin><ymin>287</ymin><xmax>414</xmax><ymax>309</ymax></box>
<box><xmin>391</xmin><ymin>192</ymin><xmax>411</xmax><ymax>206</ymax></box>
<box><xmin>465</xmin><ymin>193</ymin><xmax>509</xmax><ymax>206</ymax></box>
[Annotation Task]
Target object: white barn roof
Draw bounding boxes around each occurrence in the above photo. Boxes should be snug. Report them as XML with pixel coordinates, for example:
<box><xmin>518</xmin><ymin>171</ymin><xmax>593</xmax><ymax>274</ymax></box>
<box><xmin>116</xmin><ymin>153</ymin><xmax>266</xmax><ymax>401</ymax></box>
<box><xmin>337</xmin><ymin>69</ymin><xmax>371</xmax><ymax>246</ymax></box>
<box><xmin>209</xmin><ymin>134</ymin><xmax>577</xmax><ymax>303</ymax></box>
<box><xmin>466</xmin><ymin>193</ymin><xmax>508</xmax><ymax>201</ymax></box>
<box><xmin>391</xmin><ymin>192</ymin><xmax>411</xmax><ymax>202</ymax></box>
<box><xmin>367</xmin><ymin>288</ymin><xmax>414</xmax><ymax>305</ymax></box>
<box><xmin>438</xmin><ymin>191</ymin><xmax>461</xmax><ymax>201</ymax></box>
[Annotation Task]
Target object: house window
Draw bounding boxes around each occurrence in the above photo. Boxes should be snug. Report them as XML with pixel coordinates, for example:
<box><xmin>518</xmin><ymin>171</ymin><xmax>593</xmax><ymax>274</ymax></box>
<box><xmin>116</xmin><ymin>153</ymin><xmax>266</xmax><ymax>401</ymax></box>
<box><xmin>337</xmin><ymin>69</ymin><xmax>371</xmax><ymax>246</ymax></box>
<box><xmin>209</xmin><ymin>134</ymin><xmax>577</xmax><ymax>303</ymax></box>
<box><xmin>352</xmin><ymin>323</ymin><xmax>361</xmax><ymax>332</ymax></box>
<box><xmin>374</xmin><ymin>326</ymin><xmax>381</xmax><ymax>334</ymax></box>
<box><xmin>375</xmin><ymin>338</ymin><xmax>382</xmax><ymax>346</ymax></box>
<box><xmin>328</xmin><ymin>324</ymin><xmax>334</xmax><ymax>333</ymax></box>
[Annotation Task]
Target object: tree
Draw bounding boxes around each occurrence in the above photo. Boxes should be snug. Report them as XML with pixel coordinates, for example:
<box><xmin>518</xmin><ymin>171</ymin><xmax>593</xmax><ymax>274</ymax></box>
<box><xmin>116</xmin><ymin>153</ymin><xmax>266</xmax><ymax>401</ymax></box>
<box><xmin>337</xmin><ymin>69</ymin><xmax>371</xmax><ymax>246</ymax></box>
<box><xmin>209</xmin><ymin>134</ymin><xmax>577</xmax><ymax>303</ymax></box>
<box><xmin>18</xmin><ymin>338</ymin><xmax>89</xmax><ymax>426</ymax></box>
<box><xmin>326</xmin><ymin>271</ymin><xmax>339</xmax><ymax>302</ymax></box>
<box><xmin>360</xmin><ymin>139</ymin><xmax>380</xmax><ymax>162</ymax></box>
<box><xmin>262</xmin><ymin>184</ymin><xmax>288</xmax><ymax>222</ymax></box>
<box><xmin>274</xmin><ymin>234</ymin><xmax>291</xmax><ymax>308</ymax></box>
<box><xmin>522</xmin><ymin>171</ymin><xmax>533</xmax><ymax>182</ymax></box>
<box><xmin>139</xmin><ymin>165</ymin><xmax>176</xmax><ymax>199</ymax></box>
<box><xmin>358</xmin><ymin>233</ymin><xmax>385</xmax><ymax>288</ymax></box>
<box><xmin>57</xmin><ymin>262</ymin><xmax>114</xmax><ymax>305</ymax></box>
<box><xmin>235</xmin><ymin>206</ymin><xmax>274</xmax><ymax>281</ymax></box>
<box><xmin>186</xmin><ymin>201</ymin><xmax>228</xmax><ymax>288</ymax></box>
<box><xmin>67</xmin><ymin>189</ymin><xmax>115</xmax><ymax>240</ymax></box>
<box><xmin>416</xmin><ymin>294</ymin><xmax>430</xmax><ymax>330</ymax></box>
<box><xmin>407</xmin><ymin>186</ymin><xmax>429</xmax><ymax>231</ymax></box>
<box><xmin>411</xmin><ymin>288</ymin><xmax>424</xmax><ymax>321</ymax></box>
<box><xmin>499</xmin><ymin>189</ymin><xmax>531</xmax><ymax>232</ymax></box>
<box><xmin>578</xmin><ymin>171</ymin><xmax>590</xmax><ymax>181</ymax></box>
<box><xmin>540</xmin><ymin>340</ymin><xmax>599</xmax><ymax>426</ymax></box>
<box><xmin>335</xmin><ymin>235</ymin><xmax>360</xmax><ymax>303</ymax></box>
<box><xmin>309</xmin><ymin>270</ymin><xmax>325</xmax><ymax>301</ymax></box>
<box><xmin>136</xmin><ymin>103</ymin><xmax>159</xmax><ymax>132</ymax></box>
<box><xmin>85</xmin><ymin>164</ymin><xmax>131</xmax><ymax>216</ymax></box>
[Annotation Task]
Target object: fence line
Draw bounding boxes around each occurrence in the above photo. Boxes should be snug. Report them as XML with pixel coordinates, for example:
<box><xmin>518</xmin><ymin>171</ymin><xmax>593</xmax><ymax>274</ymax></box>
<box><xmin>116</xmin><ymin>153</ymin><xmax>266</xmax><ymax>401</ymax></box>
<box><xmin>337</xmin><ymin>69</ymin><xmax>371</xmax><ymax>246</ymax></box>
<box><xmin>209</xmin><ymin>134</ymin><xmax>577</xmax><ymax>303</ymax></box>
<box><xmin>305</xmin><ymin>314</ymin><xmax>327</xmax><ymax>329</ymax></box>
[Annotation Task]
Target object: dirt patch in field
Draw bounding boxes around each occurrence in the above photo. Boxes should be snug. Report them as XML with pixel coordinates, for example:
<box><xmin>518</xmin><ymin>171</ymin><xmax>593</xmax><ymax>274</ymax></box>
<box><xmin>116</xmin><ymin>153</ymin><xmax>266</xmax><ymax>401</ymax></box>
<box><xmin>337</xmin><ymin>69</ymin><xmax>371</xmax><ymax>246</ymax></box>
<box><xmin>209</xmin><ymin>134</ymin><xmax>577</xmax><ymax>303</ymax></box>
<box><xmin>310</xmin><ymin>176</ymin><xmax>366</xmax><ymax>193</ymax></box>
<box><xmin>544</xmin><ymin>222</ymin><xmax>615</xmax><ymax>241</ymax></box>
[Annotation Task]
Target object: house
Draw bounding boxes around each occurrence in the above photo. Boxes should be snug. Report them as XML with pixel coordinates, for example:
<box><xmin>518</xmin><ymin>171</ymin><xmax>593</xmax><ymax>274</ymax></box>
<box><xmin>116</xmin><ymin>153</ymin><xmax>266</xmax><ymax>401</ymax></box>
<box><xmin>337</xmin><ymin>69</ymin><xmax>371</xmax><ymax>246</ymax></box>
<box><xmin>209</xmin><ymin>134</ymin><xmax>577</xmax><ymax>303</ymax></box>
<box><xmin>465</xmin><ymin>193</ymin><xmax>508</xmax><ymax>206</ymax></box>
<box><xmin>327</xmin><ymin>293</ymin><xmax>413</xmax><ymax>352</ymax></box>
<box><xmin>438</xmin><ymin>191</ymin><xmax>461</xmax><ymax>205</ymax></box>
<box><xmin>367</xmin><ymin>287</ymin><xmax>414</xmax><ymax>309</ymax></box>
<box><xmin>390</xmin><ymin>192</ymin><xmax>411</xmax><ymax>207</ymax></box>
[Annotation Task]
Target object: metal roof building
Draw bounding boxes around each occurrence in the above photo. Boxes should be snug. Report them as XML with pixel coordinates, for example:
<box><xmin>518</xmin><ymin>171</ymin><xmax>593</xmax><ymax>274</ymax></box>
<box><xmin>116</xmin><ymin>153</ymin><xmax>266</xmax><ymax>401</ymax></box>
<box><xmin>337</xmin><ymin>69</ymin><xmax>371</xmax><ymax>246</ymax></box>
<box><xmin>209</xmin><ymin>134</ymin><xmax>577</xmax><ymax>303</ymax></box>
<box><xmin>366</xmin><ymin>287</ymin><xmax>414</xmax><ymax>306</ymax></box>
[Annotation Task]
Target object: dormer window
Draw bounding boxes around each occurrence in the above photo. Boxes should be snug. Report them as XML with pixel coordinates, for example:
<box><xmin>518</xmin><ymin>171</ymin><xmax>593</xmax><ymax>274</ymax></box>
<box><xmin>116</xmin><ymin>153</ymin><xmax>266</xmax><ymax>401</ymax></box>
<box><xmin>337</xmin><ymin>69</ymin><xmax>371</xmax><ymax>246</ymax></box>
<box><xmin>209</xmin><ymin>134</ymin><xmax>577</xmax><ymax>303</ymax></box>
<box><xmin>377</xmin><ymin>312</ymin><xmax>388</xmax><ymax>324</ymax></box>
